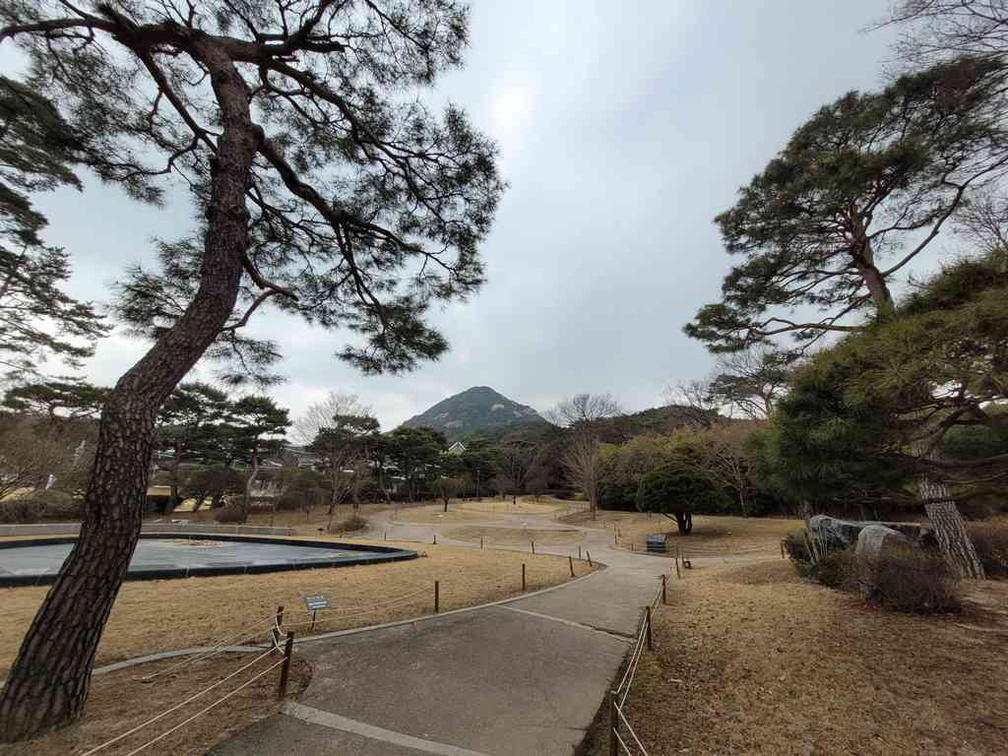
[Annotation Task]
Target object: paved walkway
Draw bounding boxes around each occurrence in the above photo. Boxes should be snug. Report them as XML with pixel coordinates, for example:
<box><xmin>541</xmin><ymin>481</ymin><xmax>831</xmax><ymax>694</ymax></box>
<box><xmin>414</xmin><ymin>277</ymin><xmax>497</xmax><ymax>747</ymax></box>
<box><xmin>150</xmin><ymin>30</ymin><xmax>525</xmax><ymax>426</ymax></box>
<box><xmin>213</xmin><ymin>506</ymin><xmax>674</xmax><ymax>755</ymax></box>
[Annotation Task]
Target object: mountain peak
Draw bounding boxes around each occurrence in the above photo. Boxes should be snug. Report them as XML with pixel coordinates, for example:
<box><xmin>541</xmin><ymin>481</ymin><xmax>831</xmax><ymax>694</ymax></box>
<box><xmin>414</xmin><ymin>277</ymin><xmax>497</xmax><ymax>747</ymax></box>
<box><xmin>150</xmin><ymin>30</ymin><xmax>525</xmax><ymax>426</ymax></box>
<box><xmin>400</xmin><ymin>386</ymin><xmax>546</xmax><ymax>440</ymax></box>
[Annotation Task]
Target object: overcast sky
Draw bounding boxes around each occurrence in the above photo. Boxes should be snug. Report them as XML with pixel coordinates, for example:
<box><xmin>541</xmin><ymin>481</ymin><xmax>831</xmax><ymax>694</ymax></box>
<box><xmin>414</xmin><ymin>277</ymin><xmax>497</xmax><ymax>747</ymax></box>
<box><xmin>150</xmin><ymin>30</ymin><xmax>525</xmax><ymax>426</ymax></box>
<box><xmin>17</xmin><ymin>1</ymin><xmax>906</xmax><ymax>429</ymax></box>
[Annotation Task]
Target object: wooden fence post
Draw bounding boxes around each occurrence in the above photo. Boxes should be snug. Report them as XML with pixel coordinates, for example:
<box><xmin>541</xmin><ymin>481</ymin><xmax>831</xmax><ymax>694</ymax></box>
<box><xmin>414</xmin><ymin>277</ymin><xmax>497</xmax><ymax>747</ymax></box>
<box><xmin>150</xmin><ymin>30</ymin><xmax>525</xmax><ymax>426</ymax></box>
<box><xmin>662</xmin><ymin>574</ymin><xmax>667</xmax><ymax>605</ymax></box>
<box><xmin>578</xmin><ymin>544</ymin><xmax>582</xmax><ymax>560</ymax></box>
<box><xmin>522</xmin><ymin>563</ymin><xmax>526</xmax><ymax>591</ymax></box>
<box><xmin>645</xmin><ymin>605</ymin><xmax>653</xmax><ymax>651</ymax></box>
<box><xmin>587</xmin><ymin>551</ymin><xmax>593</xmax><ymax>567</ymax></box>
<box><xmin>434</xmin><ymin>580</ymin><xmax>440</xmax><ymax>613</ymax></box>
<box><xmin>277</xmin><ymin>631</ymin><xmax>294</xmax><ymax>699</ymax></box>
<box><xmin>608</xmin><ymin>690</ymin><xmax>618</xmax><ymax>756</ymax></box>
<box><xmin>780</xmin><ymin>539</ymin><xmax>785</xmax><ymax>560</ymax></box>
<box><xmin>569</xmin><ymin>555</ymin><xmax>575</xmax><ymax>577</ymax></box>
<box><xmin>675</xmin><ymin>548</ymin><xmax>681</xmax><ymax>579</ymax></box>
<box><xmin>531</xmin><ymin>541</ymin><xmax>535</xmax><ymax>554</ymax></box>
<box><xmin>276</xmin><ymin>605</ymin><xmax>284</xmax><ymax>630</ymax></box>
<box><xmin>481</xmin><ymin>535</ymin><xmax>484</xmax><ymax>550</ymax></box>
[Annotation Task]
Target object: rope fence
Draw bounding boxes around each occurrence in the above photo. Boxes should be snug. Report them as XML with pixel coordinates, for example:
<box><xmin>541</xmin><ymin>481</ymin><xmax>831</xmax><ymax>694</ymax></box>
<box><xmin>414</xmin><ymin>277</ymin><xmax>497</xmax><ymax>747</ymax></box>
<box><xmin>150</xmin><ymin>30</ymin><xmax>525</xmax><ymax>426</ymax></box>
<box><xmin>608</xmin><ymin>566</ymin><xmax>675</xmax><ymax>756</ymax></box>
<box><xmin>79</xmin><ymin>609</ymin><xmax>295</xmax><ymax>756</ymax></box>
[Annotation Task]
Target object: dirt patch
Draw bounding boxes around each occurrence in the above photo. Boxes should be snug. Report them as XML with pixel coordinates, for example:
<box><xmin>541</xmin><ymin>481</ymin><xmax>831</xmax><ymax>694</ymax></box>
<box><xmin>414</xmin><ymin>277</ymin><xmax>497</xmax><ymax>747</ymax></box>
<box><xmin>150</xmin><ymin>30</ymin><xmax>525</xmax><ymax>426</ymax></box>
<box><xmin>4</xmin><ymin>653</ymin><xmax>311</xmax><ymax>756</ymax></box>
<box><xmin>0</xmin><ymin>539</ymin><xmax>596</xmax><ymax>676</ymax></box>
<box><xmin>594</xmin><ymin>560</ymin><xmax>1008</xmax><ymax>755</ymax></box>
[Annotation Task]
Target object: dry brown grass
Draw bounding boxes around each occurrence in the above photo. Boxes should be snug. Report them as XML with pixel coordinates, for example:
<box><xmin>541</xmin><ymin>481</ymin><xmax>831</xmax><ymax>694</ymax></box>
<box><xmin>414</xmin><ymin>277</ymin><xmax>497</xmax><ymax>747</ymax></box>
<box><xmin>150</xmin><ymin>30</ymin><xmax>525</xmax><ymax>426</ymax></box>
<box><xmin>565</xmin><ymin>511</ymin><xmax>801</xmax><ymax>557</ymax></box>
<box><xmin>393</xmin><ymin>496</ymin><xmax>567</xmax><ymax>523</ymax></box>
<box><xmin>607</xmin><ymin>560</ymin><xmax>1008</xmax><ymax>755</ymax></box>
<box><xmin>445</xmin><ymin>526</ymin><xmax>585</xmax><ymax>547</ymax></box>
<box><xmin>0</xmin><ymin>538</ymin><xmax>595</xmax><ymax>676</ymax></box>
<box><xmin>392</xmin><ymin>505</ymin><xmax>492</xmax><ymax>523</ymax></box>
<box><xmin>4</xmin><ymin>654</ymin><xmax>311</xmax><ymax>756</ymax></box>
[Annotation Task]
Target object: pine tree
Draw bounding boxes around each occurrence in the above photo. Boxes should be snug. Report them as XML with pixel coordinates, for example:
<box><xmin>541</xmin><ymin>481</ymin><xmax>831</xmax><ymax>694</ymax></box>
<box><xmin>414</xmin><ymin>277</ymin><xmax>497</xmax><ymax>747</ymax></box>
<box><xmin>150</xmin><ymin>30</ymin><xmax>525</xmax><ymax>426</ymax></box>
<box><xmin>0</xmin><ymin>76</ymin><xmax>106</xmax><ymax>377</ymax></box>
<box><xmin>0</xmin><ymin>2</ymin><xmax>504</xmax><ymax>740</ymax></box>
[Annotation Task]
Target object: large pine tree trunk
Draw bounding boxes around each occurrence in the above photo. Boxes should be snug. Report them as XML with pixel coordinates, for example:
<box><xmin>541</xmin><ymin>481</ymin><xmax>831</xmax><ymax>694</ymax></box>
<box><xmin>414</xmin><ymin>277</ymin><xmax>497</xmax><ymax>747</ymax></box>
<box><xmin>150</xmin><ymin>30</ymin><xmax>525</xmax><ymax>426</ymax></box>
<box><xmin>911</xmin><ymin>410</ymin><xmax>985</xmax><ymax>580</ymax></box>
<box><xmin>0</xmin><ymin>49</ymin><xmax>259</xmax><ymax>742</ymax></box>
<box><xmin>919</xmin><ymin>480</ymin><xmax>985</xmax><ymax>579</ymax></box>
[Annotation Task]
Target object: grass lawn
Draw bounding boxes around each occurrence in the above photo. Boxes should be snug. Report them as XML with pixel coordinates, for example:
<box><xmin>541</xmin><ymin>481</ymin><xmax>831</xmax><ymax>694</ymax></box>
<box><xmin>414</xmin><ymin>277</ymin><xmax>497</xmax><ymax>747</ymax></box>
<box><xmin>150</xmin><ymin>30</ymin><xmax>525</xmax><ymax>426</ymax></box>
<box><xmin>0</xmin><ymin>538</ymin><xmax>596</xmax><ymax>676</ymax></box>
<box><xmin>4</xmin><ymin>654</ymin><xmax>312</xmax><ymax>756</ymax></box>
<box><xmin>565</xmin><ymin>511</ymin><xmax>803</xmax><ymax>557</ymax></box>
<box><xmin>392</xmin><ymin>496</ymin><xmax>570</xmax><ymax>524</ymax></box>
<box><xmin>591</xmin><ymin>559</ymin><xmax>1008</xmax><ymax>755</ymax></box>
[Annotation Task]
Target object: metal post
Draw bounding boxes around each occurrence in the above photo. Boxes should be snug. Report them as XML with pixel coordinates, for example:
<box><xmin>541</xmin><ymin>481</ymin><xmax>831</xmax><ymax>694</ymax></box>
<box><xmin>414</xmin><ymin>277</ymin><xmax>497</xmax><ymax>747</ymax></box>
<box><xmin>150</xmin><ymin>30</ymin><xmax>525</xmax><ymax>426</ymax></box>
<box><xmin>608</xmin><ymin>690</ymin><xmax>618</xmax><ymax>756</ymax></box>
<box><xmin>645</xmin><ymin>605</ymin><xmax>653</xmax><ymax>651</ymax></box>
<box><xmin>277</xmin><ymin>631</ymin><xmax>294</xmax><ymax>699</ymax></box>
<box><xmin>578</xmin><ymin>544</ymin><xmax>582</xmax><ymax>560</ymax></box>
<box><xmin>434</xmin><ymin>580</ymin><xmax>440</xmax><ymax>613</ymax></box>
<box><xmin>780</xmin><ymin>539</ymin><xmax>785</xmax><ymax>560</ymax></box>
<box><xmin>310</xmin><ymin>610</ymin><xmax>317</xmax><ymax>632</ymax></box>
<box><xmin>384</xmin><ymin>531</ymin><xmax>387</xmax><ymax>541</ymax></box>
<box><xmin>481</xmin><ymin>535</ymin><xmax>484</xmax><ymax>550</ymax></box>
<box><xmin>662</xmin><ymin>574</ymin><xmax>667</xmax><ymax>605</ymax></box>
<box><xmin>522</xmin><ymin>563</ymin><xmax>526</xmax><ymax>591</ymax></box>
<box><xmin>569</xmin><ymin>555</ymin><xmax>575</xmax><ymax>577</ymax></box>
<box><xmin>531</xmin><ymin>541</ymin><xmax>535</xmax><ymax>554</ymax></box>
<box><xmin>587</xmin><ymin>551</ymin><xmax>593</xmax><ymax>567</ymax></box>
<box><xmin>433</xmin><ymin>533</ymin><xmax>437</xmax><ymax>545</ymax></box>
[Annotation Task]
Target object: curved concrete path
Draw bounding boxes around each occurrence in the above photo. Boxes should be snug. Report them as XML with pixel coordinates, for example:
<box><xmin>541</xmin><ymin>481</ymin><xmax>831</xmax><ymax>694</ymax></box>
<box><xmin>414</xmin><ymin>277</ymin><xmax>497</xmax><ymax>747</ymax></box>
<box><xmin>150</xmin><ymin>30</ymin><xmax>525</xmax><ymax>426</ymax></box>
<box><xmin>212</xmin><ymin>505</ymin><xmax>744</xmax><ymax>755</ymax></box>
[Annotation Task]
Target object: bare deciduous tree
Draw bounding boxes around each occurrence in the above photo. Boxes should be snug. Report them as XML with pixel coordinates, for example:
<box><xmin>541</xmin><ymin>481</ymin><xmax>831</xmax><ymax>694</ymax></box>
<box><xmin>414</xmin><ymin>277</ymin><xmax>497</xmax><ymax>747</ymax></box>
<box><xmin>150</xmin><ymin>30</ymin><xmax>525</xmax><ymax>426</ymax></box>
<box><xmin>0</xmin><ymin>419</ymin><xmax>70</xmax><ymax>501</ymax></box>
<box><xmin>549</xmin><ymin>393</ymin><xmax>622</xmax><ymax>516</ymax></box>
<box><xmin>295</xmin><ymin>392</ymin><xmax>377</xmax><ymax>524</ymax></box>
<box><xmin>546</xmin><ymin>392</ymin><xmax>623</xmax><ymax>427</ymax></box>
<box><xmin>708</xmin><ymin>347</ymin><xmax>795</xmax><ymax>419</ymax></box>
<box><xmin>663</xmin><ymin>380</ymin><xmax>719</xmax><ymax>428</ymax></box>
<box><xmin>883</xmin><ymin>0</ymin><xmax>1008</xmax><ymax>65</ymax></box>
<box><xmin>563</xmin><ymin>431</ymin><xmax>602</xmax><ymax>516</ymax></box>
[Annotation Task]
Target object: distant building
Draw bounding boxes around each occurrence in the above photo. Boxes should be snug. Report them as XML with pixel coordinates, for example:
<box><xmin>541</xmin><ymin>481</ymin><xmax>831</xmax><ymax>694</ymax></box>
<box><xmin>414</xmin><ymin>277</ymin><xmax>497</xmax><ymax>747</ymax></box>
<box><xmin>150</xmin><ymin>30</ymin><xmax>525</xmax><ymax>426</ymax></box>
<box><xmin>446</xmin><ymin>441</ymin><xmax>467</xmax><ymax>456</ymax></box>
<box><xmin>283</xmin><ymin>445</ymin><xmax>320</xmax><ymax>468</ymax></box>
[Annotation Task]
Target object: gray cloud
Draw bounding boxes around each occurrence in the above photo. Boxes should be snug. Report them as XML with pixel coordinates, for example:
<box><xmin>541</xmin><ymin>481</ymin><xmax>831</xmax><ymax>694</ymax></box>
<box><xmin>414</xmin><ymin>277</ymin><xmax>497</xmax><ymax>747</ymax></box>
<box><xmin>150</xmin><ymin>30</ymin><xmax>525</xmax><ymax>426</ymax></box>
<box><xmin>14</xmin><ymin>1</ymin><xmax>900</xmax><ymax>428</ymax></box>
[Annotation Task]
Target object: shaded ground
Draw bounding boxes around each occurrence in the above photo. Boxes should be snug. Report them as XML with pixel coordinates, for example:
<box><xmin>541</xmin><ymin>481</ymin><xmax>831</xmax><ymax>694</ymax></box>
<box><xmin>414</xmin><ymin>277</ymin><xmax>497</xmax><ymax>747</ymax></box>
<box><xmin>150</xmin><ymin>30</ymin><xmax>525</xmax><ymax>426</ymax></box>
<box><xmin>594</xmin><ymin>560</ymin><xmax>1008</xmax><ymax>755</ymax></box>
<box><xmin>0</xmin><ymin>538</ymin><xmax>594</xmax><ymax>675</ymax></box>
<box><xmin>5</xmin><ymin>653</ymin><xmax>312</xmax><ymax>756</ymax></box>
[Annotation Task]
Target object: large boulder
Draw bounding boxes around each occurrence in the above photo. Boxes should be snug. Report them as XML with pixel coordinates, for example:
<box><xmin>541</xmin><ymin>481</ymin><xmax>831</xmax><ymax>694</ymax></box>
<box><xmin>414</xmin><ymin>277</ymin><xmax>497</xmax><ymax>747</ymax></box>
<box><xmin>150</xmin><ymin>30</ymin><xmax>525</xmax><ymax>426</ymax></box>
<box><xmin>855</xmin><ymin>524</ymin><xmax>911</xmax><ymax>563</ymax></box>
<box><xmin>808</xmin><ymin>514</ymin><xmax>930</xmax><ymax>548</ymax></box>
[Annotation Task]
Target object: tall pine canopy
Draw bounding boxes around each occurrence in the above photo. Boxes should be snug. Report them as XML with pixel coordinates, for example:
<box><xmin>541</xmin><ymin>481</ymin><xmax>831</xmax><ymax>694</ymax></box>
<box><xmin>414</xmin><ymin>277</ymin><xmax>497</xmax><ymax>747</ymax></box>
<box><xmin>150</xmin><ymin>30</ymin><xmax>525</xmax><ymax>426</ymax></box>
<box><xmin>0</xmin><ymin>76</ymin><xmax>106</xmax><ymax>377</ymax></box>
<box><xmin>0</xmin><ymin>1</ymin><xmax>504</xmax><ymax>741</ymax></box>
<box><xmin>686</xmin><ymin>57</ymin><xmax>1008</xmax><ymax>352</ymax></box>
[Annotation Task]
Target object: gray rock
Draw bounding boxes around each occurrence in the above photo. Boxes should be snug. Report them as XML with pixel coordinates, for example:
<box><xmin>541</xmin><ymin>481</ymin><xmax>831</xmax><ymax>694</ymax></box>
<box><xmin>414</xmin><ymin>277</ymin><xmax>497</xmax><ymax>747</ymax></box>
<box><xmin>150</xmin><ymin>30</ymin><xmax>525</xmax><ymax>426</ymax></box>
<box><xmin>808</xmin><ymin>514</ymin><xmax>930</xmax><ymax>548</ymax></box>
<box><xmin>855</xmin><ymin>524</ymin><xmax>911</xmax><ymax>564</ymax></box>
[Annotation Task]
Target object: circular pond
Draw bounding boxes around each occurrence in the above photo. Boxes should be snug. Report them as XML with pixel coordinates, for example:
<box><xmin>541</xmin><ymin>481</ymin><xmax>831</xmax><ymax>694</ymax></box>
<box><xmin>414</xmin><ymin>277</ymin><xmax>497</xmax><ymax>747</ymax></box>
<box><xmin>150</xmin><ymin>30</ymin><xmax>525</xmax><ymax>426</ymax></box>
<box><xmin>0</xmin><ymin>534</ymin><xmax>417</xmax><ymax>586</ymax></box>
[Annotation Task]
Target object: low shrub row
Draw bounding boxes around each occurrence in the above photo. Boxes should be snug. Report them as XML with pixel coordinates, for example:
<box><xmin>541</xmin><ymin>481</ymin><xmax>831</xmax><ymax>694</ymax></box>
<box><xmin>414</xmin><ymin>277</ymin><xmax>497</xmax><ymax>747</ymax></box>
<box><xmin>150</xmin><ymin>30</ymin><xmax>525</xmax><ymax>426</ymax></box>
<box><xmin>0</xmin><ymin>489</ymin><xmax>80</xmax><ymax>523</ymax></box>
<box><xmin>785</xmin><ymin>527</ymin><xmax>964</xmax><ymax>613</ymax></box>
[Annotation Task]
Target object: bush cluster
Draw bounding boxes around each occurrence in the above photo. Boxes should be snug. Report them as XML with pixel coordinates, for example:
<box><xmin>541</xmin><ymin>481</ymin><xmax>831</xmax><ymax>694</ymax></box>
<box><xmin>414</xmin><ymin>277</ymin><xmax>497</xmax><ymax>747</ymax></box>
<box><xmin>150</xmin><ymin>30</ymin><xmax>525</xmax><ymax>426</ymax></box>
<box><xmin>786</xmin><ymin>526</ymin><xmax>960</xmax><ymax>612</ymax></box>
<box><xmin>329</xmin><ymin>514</ymin><xmax>368</xmax><ymax>533</ymax></box>
<box><xmin>0</xmin><ymin>489</ymin><xmax>80</xmax><ymax>523</ymax></box>
<box><xmin>213</xmin><ymin>499</ymin><xmax>248</xmax><ymax>524</ymax></box>
<box><xmin>848</xmin><ymin>548</ymin><xmax>960</xmax><ymax>614</ymax></box>
<box><xmin>783</xmin><ymin>529</ymin><xmax>851</xmax><ymax>587</ymax></box>
<box><xmin>968</xmin><ymin>521</ymin><xmax>1008</xmax><ymax>577</ymax></box>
